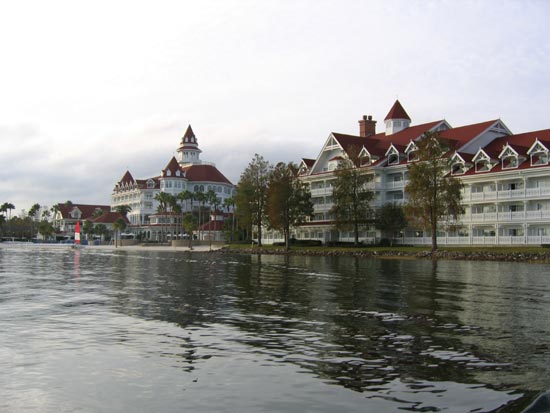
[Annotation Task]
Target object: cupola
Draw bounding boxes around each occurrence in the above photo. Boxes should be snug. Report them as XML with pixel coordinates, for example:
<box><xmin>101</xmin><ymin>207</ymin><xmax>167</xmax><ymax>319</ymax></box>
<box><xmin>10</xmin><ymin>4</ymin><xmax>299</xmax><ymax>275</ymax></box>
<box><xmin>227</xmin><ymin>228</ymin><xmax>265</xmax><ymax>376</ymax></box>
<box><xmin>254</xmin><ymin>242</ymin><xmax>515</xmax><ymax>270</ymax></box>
<box><xmin>384</xmin><ymin>100</ymin><xmax>411</xmax><ymax>136</ymax></box>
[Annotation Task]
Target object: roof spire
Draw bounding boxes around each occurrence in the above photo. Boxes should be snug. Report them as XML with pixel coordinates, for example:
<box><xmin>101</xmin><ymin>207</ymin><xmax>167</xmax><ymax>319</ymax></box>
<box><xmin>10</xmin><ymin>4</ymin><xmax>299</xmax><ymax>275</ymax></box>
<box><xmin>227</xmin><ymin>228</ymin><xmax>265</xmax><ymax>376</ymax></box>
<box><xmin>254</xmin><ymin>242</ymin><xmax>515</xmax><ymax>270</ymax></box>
<box><xmin>384</xmin><ymin>100</ymin><xmax>411</xmax><ymax>136</ymax></box>
<box><xmin>385</xmin><ymin>100</ymin><xmax>411</xmax><ymax>121</ymax></box>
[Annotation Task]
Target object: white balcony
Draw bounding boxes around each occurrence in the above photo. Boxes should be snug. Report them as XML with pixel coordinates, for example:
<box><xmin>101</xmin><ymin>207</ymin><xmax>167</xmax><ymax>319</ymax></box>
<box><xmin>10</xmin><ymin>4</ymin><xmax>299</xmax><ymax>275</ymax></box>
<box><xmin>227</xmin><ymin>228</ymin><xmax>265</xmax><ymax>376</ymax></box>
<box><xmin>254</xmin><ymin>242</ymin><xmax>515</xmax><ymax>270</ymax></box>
<box><xmin>526</xmin><ymin>210</ymin><xmax>550</xmax><ymax>219</ymax></box>
<box><xmin>525</xmin><ymin>187</ymin><xmax>550</xmax><ymax>197</ymax></box>
<box><xmin>313</xmin><ymin>203</ymin><xmax>333</xmax><ymax>212</ymax></box>
<box><xmin>310</xmin><ymin>187</ymin><xmax>333</xmax><ymax>196</ymax></box>
<box><xmin>384</xmin><ymin>180</ymin><xmax>406</xmax><ymax>190</ymax></box>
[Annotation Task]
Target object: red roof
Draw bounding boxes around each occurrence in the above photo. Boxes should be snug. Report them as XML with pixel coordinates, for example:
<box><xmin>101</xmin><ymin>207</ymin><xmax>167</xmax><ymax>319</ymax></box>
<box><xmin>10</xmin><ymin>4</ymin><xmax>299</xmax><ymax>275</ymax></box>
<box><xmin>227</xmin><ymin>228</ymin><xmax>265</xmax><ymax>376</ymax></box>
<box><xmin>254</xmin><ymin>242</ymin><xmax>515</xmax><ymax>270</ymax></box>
<box><xmin>119</xmin><ymin>170</ymin><xmax>134</xmax><ymax>185</ymax></box>
<box><xmin>302</xmin><ymin>158</ymin><xmax>315</xmax><ymax>167</ymax></box>
<box><xmin>181</xmin><ymin>164</ymin><xmax>233</xmax><ymax>185</ymax></box>
<box><xmin>57</xmin><ymin>204</ymin><xmax>111</xmax><ymax>220</ymax></box>
<box><xmin>382</xmin><ymin>120</ymin><xmax>444</xmax><ymax>145</ymax></box>
<box><xmin>162</xmin><ymin>157</ymin><xmax>184</xmax><ymax>176</ymax></box>
<box><xmin>384</xmin><ymin>100</ymin><xmax>411</xmax><ymax>121</ymax></box>
<box><xmin>135</xmin><ymin>178</ymin><xmax>160</xmax><ymax>189</ymax></box>
<box><xmin>440</xmin><ymin>120</ymin><xmax>500</xmax><ymax>149</ymax></box>
<box><xmin>482</xmin><ymin>129</ymin><xmax>550</xmax><ymax>156</ymax></box>
<box><xmin>183</xmin><ymin>125</ymin><xmax>195</xmax><ymax>140</ymax></box>
<box><xmin>198</xmin><ymin>220</ymin><xmax>225</xmax><ymax>231</ymax></box>
<box><xmin>90</xmin><ymin>211</ymin><xmax>129</xmax><ymax>225</ymax></box>
<box><xmin>178</xmin><ymin>125</ymin><xmax>199</xmax><ymax>151</ymax></box>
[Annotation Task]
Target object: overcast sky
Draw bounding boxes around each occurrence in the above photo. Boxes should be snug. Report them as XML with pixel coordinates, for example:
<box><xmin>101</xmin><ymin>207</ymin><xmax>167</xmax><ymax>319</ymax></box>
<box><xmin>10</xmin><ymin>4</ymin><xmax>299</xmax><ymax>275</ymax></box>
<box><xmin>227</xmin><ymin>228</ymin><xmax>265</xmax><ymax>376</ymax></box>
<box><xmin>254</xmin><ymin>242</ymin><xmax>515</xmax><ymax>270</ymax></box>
<box><xmin>1</xmin><ymin>0</ymin><xmax>549</xmax><ymax>214</ymax></box>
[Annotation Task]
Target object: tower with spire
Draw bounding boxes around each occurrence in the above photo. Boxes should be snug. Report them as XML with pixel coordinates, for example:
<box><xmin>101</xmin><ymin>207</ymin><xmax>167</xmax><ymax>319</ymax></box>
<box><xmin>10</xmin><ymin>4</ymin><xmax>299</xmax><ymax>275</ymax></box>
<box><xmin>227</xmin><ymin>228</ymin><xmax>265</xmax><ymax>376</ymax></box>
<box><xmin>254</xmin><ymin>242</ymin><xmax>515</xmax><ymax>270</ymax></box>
<box><xmin>177</xmin><ymin>125</ymin><xmax>202</xmax><ymax>165</ymax></box>
<box><xmin>384</xmin><ymin>100</ymin><xmax>411</xmax><ymax>135</ymax></box>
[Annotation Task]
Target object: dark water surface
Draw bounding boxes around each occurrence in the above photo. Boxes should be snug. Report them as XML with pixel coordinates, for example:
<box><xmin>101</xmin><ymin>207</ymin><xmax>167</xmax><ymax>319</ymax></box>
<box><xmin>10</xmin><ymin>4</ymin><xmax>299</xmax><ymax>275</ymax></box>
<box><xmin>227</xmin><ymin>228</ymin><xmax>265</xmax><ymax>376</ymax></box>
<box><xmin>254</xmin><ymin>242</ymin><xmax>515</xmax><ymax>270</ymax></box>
<box><xmin>1</xmin><ymin>244</ymin><xmax>550</xmax><ymax>412</ymax></box>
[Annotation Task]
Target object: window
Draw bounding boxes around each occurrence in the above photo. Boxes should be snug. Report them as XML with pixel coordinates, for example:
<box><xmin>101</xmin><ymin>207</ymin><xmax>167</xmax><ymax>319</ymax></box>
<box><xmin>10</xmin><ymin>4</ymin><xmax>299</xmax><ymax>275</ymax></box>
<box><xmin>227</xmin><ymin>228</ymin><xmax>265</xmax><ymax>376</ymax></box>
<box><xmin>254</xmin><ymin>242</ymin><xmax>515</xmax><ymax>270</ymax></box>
<box><xmin>451</xmin><ymin>163</ymin><xmax>464</xmax><ymax>175</ymax></box>
<box><xmin>389</xmin><ymin>154</ymin><xmax>399</xmax><ymax>165</ymax></box>
<box><xmin>502</xmin><ymin>155</ymin><xmax>518</xmax><ymax>169</ymax></box>
<box><xmin>531</xmin><ymin>152</ymin><xmax>549</xmax><ymax>166</ymax></box>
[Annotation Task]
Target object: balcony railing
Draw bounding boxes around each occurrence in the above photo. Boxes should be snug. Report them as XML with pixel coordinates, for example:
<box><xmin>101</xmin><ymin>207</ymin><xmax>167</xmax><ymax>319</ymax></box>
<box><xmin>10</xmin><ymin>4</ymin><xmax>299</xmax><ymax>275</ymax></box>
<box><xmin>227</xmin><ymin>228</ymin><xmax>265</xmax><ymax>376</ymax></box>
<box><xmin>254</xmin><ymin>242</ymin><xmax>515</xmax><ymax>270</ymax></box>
<box><xmin>464</xmin><ymin>210</ymin><xmax>550</xmax><ymax>222</ymax></box>
<box><xmin>310</xmin><ymin>187</ymin><xmax>333</xmax><ymax>196</ymax></box>
<box><xmin>401</xmin><ymin>235</ymin><xmax>550</xmax><ymax>245</ymax></box>
<box><xmin>464</xmin><ymin>186</ymin><xmax>550</xmax><ymax>202</ymax></box>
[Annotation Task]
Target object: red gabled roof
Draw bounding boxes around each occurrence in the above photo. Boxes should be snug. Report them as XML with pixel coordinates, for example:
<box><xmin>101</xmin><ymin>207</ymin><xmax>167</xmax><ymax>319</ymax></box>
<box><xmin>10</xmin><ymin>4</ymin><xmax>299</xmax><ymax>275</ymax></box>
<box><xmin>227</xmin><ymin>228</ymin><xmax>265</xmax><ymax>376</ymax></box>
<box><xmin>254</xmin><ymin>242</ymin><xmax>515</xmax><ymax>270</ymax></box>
<box><xmin>483</xmin><ymin>129</ymin><xmax>550</xmax><ymax>156</ymax></box>
<box><xmin>119</xmin><ymin>170</ymin><xmax>134</xmax><ymax>185</ymax></box>
<box><xmin>57</xmin><ymin>204</ymin><xmax>111</xmax><ymax>220</ymax></box>
<box><xmin>384</xmin><ymin>100</ymin><xmax>411</xmax><ymax>121</ymax></box>
<box><xmin>90</xmin><ymin>211</ymin><xmax>129</xmax><ymax>225</ymax></box>
<box><xmin>379</xmin><ymin>120</ymin><xmax>444</xmax><ymax>145</ymax></box>
<box><xmin>180</xmin><ymin>164</ymin><xmax>232</xmax><ymax>185</ymax></box>
<box><xmin>135</xmin><ymin>178</ymin><xmax>160</xmax><ymax>189</ymax></box>
<box><xmin>162</xmin><ymin>157</ymin><xmax>184</xmax><ymax>176</ymax></box>
<box><xmin>198</xmin><ymin>220</ymin><xmax>225</xmax><ymax>231</ymax></box>
<box><xmin>183</xmin><ymin>125</ymin><xmax>195</xmax><ymax>140</ymax></box>
<box><xmin>302</xmin><ymin>158</ymin><xmax>315</xmax><ymax>167</ymax></box>
<box><xmin>440</xmin><ymin>120</ymin><xmax>500</xmax><ymax>149</ymax></box>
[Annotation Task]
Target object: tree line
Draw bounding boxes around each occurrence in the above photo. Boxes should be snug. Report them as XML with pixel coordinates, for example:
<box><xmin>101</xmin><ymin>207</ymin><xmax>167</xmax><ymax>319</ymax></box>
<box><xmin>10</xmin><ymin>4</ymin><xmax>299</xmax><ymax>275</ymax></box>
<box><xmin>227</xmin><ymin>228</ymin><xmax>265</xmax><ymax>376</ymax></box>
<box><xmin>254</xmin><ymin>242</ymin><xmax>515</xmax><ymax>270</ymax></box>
<box><xmin>234</xmin><ymin>131</ymin><xmax>463</xmax><ymax>252</ymax></box>
<box><xmin>2</xmin><ymin>132</ymin><xmax>462</xmax><ymax>252</ymax></box>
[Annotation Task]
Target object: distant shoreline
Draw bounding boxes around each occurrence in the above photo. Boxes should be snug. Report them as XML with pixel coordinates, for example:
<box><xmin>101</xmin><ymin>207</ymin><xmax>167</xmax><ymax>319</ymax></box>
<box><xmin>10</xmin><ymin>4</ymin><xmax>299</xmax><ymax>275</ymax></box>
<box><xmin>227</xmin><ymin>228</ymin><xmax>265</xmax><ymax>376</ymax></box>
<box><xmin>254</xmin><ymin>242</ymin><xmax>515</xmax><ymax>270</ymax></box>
<box><xmin>4</xmin><ymin>242</ymin><xmax>550</xmax><ymax>263</ymax></box>
<box><xmin>218</xmin><ymin>246</ymin><xmax>550</xmax><ymax>264</ymax></box>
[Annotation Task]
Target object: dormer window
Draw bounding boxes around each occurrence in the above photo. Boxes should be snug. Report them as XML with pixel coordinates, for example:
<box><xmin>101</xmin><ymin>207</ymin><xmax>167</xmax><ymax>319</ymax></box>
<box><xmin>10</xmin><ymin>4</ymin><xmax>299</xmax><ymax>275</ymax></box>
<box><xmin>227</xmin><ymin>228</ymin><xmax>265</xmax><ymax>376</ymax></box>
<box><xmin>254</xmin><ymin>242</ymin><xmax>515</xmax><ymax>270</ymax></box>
<box><xmin>502</xmin><ymin>155</ymin><xmax>518</xmax><ymax>169</ymax></box>
<box><xmin>166</xmin><ymin>170</ymin><xmax>171</xmax><ymax>176</ymax></box>
<box><xmin>527</xmin><ymin>139</ymin><xmax>549</xmax><ymax>166</ymax></box>
<box><xmin>475</xmin><ymin>159</ymin><xmax>491</xmax><ymax>172</ymax></box>
<box><xmin>531</xmin><ymin>153</ymin><xmax>549</xmax><ymax>166</ymax></box>
<box><xmin>360</xmin><ymin>156</ymin><xmax>371</xmax><ymax>166</ymax></box>
<box><xmin>388</xmin><ymin>153</ymin><xmax>399</xmax><ymax>165</ymax></box>
<box><xmin>472</xmin><ymin>149</ymin><xmax>494</xmax><ymax>173</ymax></box>
<box><xmin>499</xmin><ymin>145</ymin><xmax>520</xmax><ymax>170</ymax></box>
<box><xmin>385</xmin><ymin>144</ymin><xmax>401</xmax><ymax>166</ymax></box>
<box><xmin>176</xmin><ymin>170</ymin><xmax>180</xmax><ymax>177</ymax></box>
<box><xmin>451</xmin><ymin>163</ymin><xmax>465</xmax><ymax>175</ymax></box>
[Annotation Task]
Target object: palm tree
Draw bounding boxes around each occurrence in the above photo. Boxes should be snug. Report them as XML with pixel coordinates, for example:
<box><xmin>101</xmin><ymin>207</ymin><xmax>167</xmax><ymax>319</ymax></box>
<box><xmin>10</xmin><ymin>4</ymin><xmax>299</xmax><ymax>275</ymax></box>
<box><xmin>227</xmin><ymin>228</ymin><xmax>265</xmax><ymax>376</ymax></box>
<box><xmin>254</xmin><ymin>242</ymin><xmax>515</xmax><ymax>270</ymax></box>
<box><xmin>82</xmin><ymin>220</ymin><xmax>95</xmax><ymax>242</ymax></box>
<box><xmin>193</xmin><ymin>191</ymin><xmax>207</xmax><ymax>241</ymax></box>
<box><xmin>223</xmin><ymin>196</ymin><xmax>236</xmax><ymax>242</ymax></box>
<box><xmin>113</xmin><ymin>218</ymin><xmax>127</xmax><ymax>248</ymax></box>
<box><xmin>50</xmin><ymin>205</ymin><xmax>61</xmax><ymax>230</ymax></box>
<box><xmin>154</xmin><ymin>192</ymin><xmax>173</xmax><ymax>243</ymax></box>
<box><xmin>1</xmin><ymin>202</ymin><xmax>15</xmax><ymax>238</ymax></box>
<box><xmin>206</xmin><ymin>189</ymin><xmax>219</xmax><ymax>245</ymax></box>
<box><xmin>0</xmin><ymin>214</ymin><xmax>6</xmax><ymax>236</ymax></box>
<box><xmin>177</xmin><ymin>190</ymin><xmax>195</xmax><ymax>240</ymax></box>
<box><xmin>28</xmin><ymin>203</ymin><xmax>41</xmax><ymax>239</ymax></box>
<box><xmin>115</xmin><ymin>204</ymin><xmax>132</xmax><ymax>217</ymax></box>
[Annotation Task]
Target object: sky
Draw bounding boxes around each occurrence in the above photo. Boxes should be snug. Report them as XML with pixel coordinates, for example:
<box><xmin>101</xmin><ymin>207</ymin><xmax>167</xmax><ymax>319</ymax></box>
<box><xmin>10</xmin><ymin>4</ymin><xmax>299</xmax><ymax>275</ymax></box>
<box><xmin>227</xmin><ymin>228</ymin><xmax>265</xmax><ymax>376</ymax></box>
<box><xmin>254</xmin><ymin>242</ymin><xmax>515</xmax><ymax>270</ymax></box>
<box><xmin>1</xmin><ymin>0</ymin><xmax>549</xmax><ymax>215</ymax></box>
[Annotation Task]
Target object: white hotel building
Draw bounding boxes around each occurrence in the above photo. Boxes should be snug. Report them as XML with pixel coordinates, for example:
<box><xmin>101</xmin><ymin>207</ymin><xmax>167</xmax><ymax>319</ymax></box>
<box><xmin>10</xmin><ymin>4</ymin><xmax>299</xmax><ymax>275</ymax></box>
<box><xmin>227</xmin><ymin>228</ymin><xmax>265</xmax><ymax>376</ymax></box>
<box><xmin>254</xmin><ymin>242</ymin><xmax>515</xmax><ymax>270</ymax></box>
<box><xmin>111</xmin><ymin>126</ymin><xmax>234</xmax><ymax>240</ymax></box>
<box><xmin>261</xmin><ymin>100</ymin><xmax>550</xmax><ymax>246</ymax></box>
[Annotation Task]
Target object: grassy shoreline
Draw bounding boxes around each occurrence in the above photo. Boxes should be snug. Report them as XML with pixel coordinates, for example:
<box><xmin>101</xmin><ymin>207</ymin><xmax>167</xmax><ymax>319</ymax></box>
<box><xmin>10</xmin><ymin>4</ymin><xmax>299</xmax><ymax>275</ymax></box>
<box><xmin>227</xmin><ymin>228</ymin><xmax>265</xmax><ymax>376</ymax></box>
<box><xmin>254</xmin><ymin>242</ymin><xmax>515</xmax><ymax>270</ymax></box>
<box><xmin>219</xmin><ymin>244</ymin><xmax>550</xmax><ymax>263</ymax></box>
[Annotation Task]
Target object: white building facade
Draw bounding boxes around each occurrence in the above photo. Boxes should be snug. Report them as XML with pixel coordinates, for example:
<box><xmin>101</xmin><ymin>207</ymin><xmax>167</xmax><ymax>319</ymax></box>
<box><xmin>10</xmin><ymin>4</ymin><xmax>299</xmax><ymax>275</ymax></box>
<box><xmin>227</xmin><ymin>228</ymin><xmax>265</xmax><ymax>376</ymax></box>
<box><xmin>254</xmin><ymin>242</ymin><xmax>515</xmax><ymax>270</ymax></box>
<box><xmin>111</xmin><ymin>125</ymin><xmax>234</xmax><ymax>240</ymax></box>
<box><xmin>261</xmin><ymin>100</ymin><xmax>550</xmax><ymax>246</ymax></box>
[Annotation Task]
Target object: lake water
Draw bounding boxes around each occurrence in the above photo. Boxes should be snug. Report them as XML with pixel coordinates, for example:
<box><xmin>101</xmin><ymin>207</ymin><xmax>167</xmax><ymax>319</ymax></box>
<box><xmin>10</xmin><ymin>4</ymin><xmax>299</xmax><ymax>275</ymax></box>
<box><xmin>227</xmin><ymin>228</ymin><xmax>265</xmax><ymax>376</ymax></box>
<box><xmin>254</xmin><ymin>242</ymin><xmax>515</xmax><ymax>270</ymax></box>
<box><xmin>1</xmin><ymin>244</ymin><xmax>549</xmax><ymax>412</ymax></box>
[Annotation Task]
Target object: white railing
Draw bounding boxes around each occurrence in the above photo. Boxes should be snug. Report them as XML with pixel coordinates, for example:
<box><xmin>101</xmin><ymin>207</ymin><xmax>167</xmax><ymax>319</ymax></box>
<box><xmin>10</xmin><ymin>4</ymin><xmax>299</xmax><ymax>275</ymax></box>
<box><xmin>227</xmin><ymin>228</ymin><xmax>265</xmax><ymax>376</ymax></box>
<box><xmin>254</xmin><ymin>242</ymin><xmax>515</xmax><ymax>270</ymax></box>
<box><xmin>526</xmin><ymin>210</ymin><xmax>550</xmax><ymax>219</ymax></box>
<box><xmin>525</xmin><ymin>187</ymin><xmax>550</xmax><ymax>197</ymax></box>
<box><xmin>463</xmin><ymin>210</ymin><xmax>550</xmax><ymax>222</ymax></box>
<box><xmin>401</xmin><ymin>235</ymin><xmax>550</xmax><ymax>246</ymax></box>
<box><xmin>462</xmin><ymin>188</ymin><xmax>545</xmax><ymax>201</ymax></box>
<box><xmin>310</xmin><ymin>187</ymin><xmax>333</xmax><ymax>196</ymax></box>
<box><xmin>384</xmin><ymin>181</ymin><xmax>406</xmax><ymax>190</ymax></box>
<box><xmin>313</xmin><ymin>204</ymin><xmax>333</xmax><ymax>212</ymax></box>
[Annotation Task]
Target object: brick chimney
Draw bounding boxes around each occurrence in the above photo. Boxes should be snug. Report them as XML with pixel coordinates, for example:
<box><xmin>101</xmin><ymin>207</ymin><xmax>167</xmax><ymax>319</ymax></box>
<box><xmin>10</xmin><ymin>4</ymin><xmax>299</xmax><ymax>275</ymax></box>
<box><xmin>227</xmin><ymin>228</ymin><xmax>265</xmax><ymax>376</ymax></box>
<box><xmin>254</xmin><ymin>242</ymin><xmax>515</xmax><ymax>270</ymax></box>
<box><xmin>359</xmin><ymin>115</ymin><xmax>376</xmax><ymax>137</ymax></box>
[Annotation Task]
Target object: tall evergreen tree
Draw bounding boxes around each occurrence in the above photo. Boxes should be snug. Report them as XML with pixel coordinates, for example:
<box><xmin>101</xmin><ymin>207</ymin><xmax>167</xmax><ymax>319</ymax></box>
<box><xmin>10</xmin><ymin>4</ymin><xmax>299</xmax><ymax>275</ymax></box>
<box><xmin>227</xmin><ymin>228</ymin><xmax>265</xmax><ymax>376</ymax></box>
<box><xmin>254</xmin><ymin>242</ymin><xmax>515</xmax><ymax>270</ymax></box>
<box><xmin>329</xmin><ymin>147</ymin><xmax>374</xmax><ymax>246</ymax></box>
<box><xmin>267</xmin><ymin>162</ymin><xmax>313</xmax><ymax>250</ymax></box>
<box><xmin>405</xmin><ymin>131</ymin><xmax>464</xmax><ymax>252</ymax></box>
<box><xmin>235</xmin><ymin>154</ymin><xmax>272</xmax><ymax>246</ymax></box>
